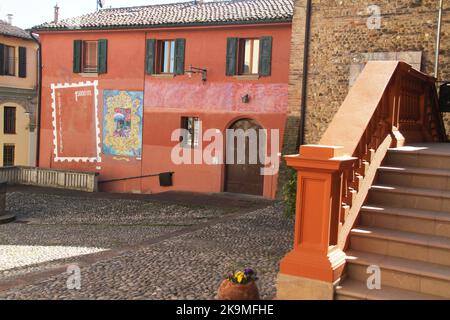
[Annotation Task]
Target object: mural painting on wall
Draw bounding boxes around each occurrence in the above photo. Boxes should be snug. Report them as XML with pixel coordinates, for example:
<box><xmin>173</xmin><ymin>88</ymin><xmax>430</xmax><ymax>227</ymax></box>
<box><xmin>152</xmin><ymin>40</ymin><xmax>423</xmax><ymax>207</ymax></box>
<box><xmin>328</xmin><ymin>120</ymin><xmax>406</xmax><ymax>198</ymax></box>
<box><xmin>102</xmin><ymin>90</ymin><xmax>144</xmax><ymax>158</ymax></box>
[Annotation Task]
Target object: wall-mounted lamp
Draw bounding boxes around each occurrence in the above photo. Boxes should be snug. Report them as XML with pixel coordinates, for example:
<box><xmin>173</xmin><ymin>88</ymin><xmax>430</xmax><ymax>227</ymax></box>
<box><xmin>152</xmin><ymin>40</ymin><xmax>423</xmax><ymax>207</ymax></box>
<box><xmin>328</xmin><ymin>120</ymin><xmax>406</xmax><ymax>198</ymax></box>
<box><xmin>186</xmin><ymin>65</ymin><xmax>207</xmax><ymax>82</ymax></box>
<box><xmin>241</xmin><ymin>94</ymin><xmax>250</xmax><ymax>104</ymax></box>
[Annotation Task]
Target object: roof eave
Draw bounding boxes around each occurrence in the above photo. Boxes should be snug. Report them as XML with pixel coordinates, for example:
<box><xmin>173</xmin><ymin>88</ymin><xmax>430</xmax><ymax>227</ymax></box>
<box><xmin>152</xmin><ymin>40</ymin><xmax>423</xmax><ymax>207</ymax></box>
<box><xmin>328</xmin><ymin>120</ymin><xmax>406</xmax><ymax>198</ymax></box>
<box><xmin>0</xmin><ymin>32</ymin><xmax>33</xmax><ymax>41</ymax></box>
<box><xmin>31</xmin><ymin>18</ymin><xmax>293</xmax><ymax>33</ymax></box>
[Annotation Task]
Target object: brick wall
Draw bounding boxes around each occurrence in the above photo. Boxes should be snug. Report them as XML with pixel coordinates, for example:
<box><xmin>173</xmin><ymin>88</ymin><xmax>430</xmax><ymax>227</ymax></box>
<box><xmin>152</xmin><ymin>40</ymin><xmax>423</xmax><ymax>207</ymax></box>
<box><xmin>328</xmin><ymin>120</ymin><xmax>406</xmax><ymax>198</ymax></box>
<box><xmin>278</xmin><ymin>0</ymin><xmax>449</xmax><ymax>197</ymax></box>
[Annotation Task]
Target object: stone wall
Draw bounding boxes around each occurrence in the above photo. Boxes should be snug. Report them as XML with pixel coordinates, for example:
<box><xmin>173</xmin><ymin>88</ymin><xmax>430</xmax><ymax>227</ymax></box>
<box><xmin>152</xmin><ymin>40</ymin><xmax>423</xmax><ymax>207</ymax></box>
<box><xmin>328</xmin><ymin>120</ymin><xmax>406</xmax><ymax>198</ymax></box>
<box><xmin>278</xmin><ymin>0</ymin><xmax>449</xmax><ymax>196</ymax></box>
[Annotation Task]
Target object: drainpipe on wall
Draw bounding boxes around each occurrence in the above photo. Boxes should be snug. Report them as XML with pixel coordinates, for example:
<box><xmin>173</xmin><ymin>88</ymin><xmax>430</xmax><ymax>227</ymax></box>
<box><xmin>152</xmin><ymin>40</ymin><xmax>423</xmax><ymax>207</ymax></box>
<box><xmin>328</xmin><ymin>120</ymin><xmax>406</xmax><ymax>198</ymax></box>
<box><xmin>297</xmin><ymin>0</ymin><xmax>312</xmax><ymax>149</ymax></box>
<box><xmin>434</xmin><ymin>0</ymin><xmax>443</xmax><ymax>80</ymax></box>
<box><xmin>29</xmin><ymin>31</ymin><xmax>42</xmax><ymax>167</ymax></box>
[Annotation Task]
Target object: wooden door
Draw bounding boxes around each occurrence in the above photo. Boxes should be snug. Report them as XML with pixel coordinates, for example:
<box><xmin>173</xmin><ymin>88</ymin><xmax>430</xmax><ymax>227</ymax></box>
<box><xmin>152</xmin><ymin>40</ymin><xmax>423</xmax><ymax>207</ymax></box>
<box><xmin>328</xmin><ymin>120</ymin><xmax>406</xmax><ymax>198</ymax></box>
<box><xmin>225</xmin><ymin>119</ymin><xmax>264</xmax><ymax>196</ymax></box>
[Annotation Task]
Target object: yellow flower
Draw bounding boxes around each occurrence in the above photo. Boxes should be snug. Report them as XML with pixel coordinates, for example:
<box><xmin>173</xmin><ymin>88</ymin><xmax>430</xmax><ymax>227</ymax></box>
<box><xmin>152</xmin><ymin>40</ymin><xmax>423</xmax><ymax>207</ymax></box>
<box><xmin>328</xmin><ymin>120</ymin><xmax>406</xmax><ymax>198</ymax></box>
<box><xmin>235</xmin><ymin>272</ymin><xmax>246</xmax><ymax>284</ymax></box>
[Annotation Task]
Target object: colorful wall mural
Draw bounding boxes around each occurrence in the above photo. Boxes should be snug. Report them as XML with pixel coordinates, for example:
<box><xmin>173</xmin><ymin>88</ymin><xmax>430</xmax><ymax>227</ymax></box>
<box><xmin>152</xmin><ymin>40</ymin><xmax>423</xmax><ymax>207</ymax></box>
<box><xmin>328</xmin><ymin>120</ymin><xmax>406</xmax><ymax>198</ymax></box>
<box><xmin>102</xmin><ymin>90</ymin><xmax>144</xmax><ymax>158</ymax></box>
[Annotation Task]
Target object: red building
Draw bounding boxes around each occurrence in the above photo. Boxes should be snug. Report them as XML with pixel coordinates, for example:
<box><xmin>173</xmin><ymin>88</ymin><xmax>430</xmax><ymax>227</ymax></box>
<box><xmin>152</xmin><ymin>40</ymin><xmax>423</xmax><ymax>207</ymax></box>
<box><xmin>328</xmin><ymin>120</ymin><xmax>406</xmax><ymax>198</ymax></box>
<box><xmin>33</xmin><ymin>0</ymin><xmax>293</xmax><ymax>198</ymax></box>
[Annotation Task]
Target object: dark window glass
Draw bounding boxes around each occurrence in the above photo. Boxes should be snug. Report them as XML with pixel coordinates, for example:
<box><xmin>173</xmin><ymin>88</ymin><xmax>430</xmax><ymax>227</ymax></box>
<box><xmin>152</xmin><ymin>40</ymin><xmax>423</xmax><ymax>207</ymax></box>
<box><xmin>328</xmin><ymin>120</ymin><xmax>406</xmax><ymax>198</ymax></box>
<box><xmin>3</xmin><ymin>145</ymin><xmax>15</xmax><ymax>166</ymax></box>
<box><xmin>3</xmin><ymin>106</ymin><xmax>16</xmax><ymax>134</ymax></box>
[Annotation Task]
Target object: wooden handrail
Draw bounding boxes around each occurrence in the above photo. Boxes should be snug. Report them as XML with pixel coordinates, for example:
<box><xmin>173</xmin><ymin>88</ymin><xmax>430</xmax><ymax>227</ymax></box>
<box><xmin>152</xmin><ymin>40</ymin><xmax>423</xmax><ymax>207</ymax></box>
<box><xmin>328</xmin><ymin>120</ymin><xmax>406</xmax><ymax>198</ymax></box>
<box><xmin>279</xmin><ymin>61</ymin><xmax>447</xmax><ymax>284</ymax></box>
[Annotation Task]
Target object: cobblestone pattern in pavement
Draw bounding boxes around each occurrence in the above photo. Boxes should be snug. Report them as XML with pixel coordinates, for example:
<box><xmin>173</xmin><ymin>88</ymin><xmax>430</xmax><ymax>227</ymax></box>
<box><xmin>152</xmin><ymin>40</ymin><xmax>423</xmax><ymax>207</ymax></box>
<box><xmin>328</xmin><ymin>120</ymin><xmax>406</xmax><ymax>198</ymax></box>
<box><xmin>0</xmin><ymin>190</ymin><xmax>241</xmax><ymax>278</ymax></box>
<box><xmin>0</xmin><ymin>204</ymin><xmax>294</xmax><ymax>300</ymax></box>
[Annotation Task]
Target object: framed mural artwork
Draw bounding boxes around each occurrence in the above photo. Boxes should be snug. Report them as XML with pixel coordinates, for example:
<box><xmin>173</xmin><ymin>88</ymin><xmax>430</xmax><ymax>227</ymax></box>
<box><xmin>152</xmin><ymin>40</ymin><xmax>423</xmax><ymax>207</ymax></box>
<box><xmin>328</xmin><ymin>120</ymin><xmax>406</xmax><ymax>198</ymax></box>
<box><xmin>51</xmin><ymin>80</ymin><xmax>101</xmax><ymax>163</ymax></box>
<box><xmin>102</xmin><ymin>90</ymin><xmax>144</xmax><ymax>158</ymax></box>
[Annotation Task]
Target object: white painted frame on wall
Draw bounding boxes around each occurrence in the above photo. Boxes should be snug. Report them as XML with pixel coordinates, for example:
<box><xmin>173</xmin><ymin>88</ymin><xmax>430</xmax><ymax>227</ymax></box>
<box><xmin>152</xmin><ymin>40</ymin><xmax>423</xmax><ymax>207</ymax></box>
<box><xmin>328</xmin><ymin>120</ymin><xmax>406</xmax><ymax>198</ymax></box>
<box><xmin>50</xmin><ymin>80</ymin><xmax>102</xmax><ymax>163</ymax></box>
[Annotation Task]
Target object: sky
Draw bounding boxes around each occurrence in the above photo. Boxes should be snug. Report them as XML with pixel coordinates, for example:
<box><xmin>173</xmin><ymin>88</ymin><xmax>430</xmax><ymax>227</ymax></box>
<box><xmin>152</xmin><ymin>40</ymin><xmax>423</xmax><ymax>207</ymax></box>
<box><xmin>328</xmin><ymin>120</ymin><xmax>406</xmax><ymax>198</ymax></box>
<box><xmin>0</xmin><ymin>0</ymin><xmax>190</xmax><ymax>29</ymax></box>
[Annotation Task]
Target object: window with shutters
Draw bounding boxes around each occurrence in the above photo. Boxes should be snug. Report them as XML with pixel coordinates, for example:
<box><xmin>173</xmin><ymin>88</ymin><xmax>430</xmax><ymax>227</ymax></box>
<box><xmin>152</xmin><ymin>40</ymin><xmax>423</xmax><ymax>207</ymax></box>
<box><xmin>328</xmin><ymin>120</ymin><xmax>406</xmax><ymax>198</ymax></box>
<box><xmin>83</xmin><ymin>41</ymin><xmax>98</xmax><ymax>73</ymax></box>
<box><xmin>73</xmin><ymin>40</ymin><xmax>107</xmax><ymax>74</ymax></box>
<box><xmin>226</xmin><ymin>36</ymin><xmax>272</xmax><ymax>77</ymax></box>
<box><xmin>157</xmin><ymin>40</ymin><xmax>175</xmax><ymax>74</ymax></box>
<box><xmin>3</xmin><ymin>107</ymin><xmax>16</xmax><ymax>134</ymax></box>
<box><xmin>146</xmin><ymin>39</ymin><xmax>185</xmax><ymax>76</ymax></box>
<box><xmin>181</xmin><ymin>117</ymin><xmax>200</xmax><ymax>149</ymax></box>
<box><xmin>2</xmin><ymin>45</ymin><xmax>16</xmax><ymax>76</ymax></box>
<box><xmin>238</xmin><ymin>39</ymin><xmax>260</xmax><ymax>75</ymax></box>
<box><xmin>3</xmin><ymin>144</ymin><xmax>15</xmax><ymax>167</ymax></box>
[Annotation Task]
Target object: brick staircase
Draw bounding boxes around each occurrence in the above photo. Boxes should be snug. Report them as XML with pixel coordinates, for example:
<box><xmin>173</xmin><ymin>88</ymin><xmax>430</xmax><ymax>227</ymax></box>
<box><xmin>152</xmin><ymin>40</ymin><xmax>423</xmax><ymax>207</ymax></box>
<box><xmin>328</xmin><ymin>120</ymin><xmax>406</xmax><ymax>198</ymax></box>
<box><xmin>336</xmin><ymin>144</ymin><xmax>450</xmax><ymax>300</ymax></box>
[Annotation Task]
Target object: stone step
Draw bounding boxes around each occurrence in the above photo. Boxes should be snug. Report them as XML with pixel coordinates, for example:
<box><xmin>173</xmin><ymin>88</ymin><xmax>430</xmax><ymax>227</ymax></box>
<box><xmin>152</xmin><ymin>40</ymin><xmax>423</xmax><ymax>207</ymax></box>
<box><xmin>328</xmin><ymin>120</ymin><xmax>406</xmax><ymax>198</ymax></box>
<box><xmin>385</xmin><ymin>145</ymin><xmax>450</xmax><ymax>171</ymax></box>
<box><xmin>368</xmin><ymin>185</ymin><xmax>450</xmax><ymax>212</ymax></box>
<box><xmin>0</xmin><ymin>214</ymin><xmax>16</xmax><ymax>225</ymax></box>
<box><xmin>377</xmin><ymin>166</ymin><xmax>450</xmax><ymax>191</ymax></box>
<box><xmin>349</xmin><ymin>226</ymin><xmax>450</xmax><ymax>267</ymax></box>
<box><xmin>335</xmin><ymin>279</ymin><xmax>445</xmax><ymax>300</ymax></box>
<box><xmin>345</xmin><ymin>250</ymin><xmax>450</xmax><ymax>298</ymax></box>
<box><xmin>360</xmin><ymin>205</ymin><xmax>450</xmax><ymax>238</ymax></box>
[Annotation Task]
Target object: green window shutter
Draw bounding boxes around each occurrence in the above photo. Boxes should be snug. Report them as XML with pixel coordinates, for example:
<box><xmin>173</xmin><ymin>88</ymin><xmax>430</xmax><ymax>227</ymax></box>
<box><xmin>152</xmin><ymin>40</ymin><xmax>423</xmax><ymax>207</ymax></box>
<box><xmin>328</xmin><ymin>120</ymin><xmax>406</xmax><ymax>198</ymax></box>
<box><xmin>0</xmin><ymin>44</ymin><xmax>5</xmax><ymax>75</ymax></box>
<box><xmin>174</xmin><ymin>38</ymin><xmax>186</xmax><ymax>75</ymax></box>
<box><xmin>97</xmin><ymin>39</ymin><xmax>108</xmax><ymax>74</ymax></box>
<box><xmin>259</xmin><ymin>36</ymin><xmax>273</xmax><ymax>77</ymax></box>
<box><xmin>18</xmin><ymin>47</ymin><xmax>27</xmax><ymax>78</ymax></box>
<box><xmin>226</xmin><ymin>38</ymin><xmax>238</xmax><ymax>76</ymax></box>
<box><xmin>146</xmin><ymin>39</ymin><xmax>156</xmax><ymax>75</ymax></box>
<box><xmin>73</xmin><ymin>40</ymin><xmax>82</xmax><ymax>73</ymax></box>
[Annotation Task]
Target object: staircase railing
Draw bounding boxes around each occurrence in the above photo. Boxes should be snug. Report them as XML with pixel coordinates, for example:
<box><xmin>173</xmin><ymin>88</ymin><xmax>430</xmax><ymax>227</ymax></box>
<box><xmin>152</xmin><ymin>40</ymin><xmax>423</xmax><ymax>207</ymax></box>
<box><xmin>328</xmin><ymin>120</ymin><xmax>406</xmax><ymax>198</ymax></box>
<box><xmin>279</xmin><ymin>61</ymin><xmax>447</xmax><ymax>285</ymax></box>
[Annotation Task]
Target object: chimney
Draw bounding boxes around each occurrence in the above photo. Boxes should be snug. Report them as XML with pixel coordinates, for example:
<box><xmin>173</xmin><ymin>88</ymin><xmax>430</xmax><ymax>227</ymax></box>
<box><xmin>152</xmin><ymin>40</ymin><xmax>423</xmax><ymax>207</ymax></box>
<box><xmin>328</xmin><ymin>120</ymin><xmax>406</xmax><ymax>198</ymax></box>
<box><xmin>7</xmin><ymin>14</ymin><xmax>13</xmax><ymax>25</ymax></box>
<box><xmin>53</xmin><ymin>4</ymin><xmax>60</xmax><ymax>23</ymax></box>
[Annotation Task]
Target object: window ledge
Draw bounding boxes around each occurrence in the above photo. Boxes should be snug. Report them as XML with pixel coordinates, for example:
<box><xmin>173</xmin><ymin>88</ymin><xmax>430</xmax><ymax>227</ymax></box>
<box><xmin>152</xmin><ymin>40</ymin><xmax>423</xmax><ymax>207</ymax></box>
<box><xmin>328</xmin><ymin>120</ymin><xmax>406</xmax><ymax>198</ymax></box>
<box><xmin>151</xmin><ymin>74</ymin><xmax>175</xmax><ymax>79</ymax></box>
<box><xmin>79</xmin><ymin>73</ymin><xmax>99</xmax><ymax>77</ymax></box>
<box><xmin>234</xmin><ymin>75</ymin><xmax>260</xmax><ymax>81</ymax></box>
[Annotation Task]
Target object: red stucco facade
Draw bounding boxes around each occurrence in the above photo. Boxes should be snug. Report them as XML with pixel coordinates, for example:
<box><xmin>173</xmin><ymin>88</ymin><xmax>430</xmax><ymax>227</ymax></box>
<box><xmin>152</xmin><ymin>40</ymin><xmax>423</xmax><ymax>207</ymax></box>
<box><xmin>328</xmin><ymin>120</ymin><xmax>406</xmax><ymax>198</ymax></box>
<box><xmin>37</xmin><ymin>23</ymin><xmax>292</xmax><ymax>198</ymax></box>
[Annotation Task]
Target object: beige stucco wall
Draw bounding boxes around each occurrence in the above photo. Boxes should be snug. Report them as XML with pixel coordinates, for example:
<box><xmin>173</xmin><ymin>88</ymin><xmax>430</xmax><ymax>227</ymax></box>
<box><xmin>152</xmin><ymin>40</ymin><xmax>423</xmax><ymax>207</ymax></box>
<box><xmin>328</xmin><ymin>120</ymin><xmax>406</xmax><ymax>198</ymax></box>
<box><xmin>0</xmin><ymin>102</ymin><xmax>34</xmax><ymax>166</ymax></box>
<box><xmin>0</xmin><ymin>34</ymin><xmax>38</xmax><ymax>90</ymax></box>
<box><xmin>0</xmin><ymin>34</ymin><xmax>38</xmax><ymax>167</ymax></box>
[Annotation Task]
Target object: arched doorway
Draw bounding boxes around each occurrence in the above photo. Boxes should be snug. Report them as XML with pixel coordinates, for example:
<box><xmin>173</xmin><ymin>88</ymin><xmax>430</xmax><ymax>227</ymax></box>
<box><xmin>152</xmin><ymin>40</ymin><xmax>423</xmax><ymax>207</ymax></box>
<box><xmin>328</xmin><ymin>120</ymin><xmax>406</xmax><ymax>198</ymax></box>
<box><xmin>224</xmin><ymin>118</ymin><xmax>264</xmax><ymax>196</ymax></box>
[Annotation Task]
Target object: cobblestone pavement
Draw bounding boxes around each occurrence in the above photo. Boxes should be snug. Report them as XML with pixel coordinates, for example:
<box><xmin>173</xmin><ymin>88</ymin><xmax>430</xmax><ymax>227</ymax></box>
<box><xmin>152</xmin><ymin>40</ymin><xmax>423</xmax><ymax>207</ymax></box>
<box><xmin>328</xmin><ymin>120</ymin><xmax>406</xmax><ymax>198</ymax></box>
<box><xmin>0</xmin><ymin>187</ymin><xmax>263</xmax><ymax>279</ymax></box>
<box><xmin>0</xmin><ymin>201</ymin><xmax>293</xmax><ymax>300</ymax></box>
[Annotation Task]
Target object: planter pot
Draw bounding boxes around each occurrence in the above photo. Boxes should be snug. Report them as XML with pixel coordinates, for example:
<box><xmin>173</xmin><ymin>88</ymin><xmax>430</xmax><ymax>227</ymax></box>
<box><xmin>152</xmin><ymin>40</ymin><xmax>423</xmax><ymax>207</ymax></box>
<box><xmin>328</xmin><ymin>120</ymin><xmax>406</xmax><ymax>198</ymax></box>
<box><xmin>217</xmin><ymin>280</ymin><xmax>260</xmax><ymax>300</ymax></box>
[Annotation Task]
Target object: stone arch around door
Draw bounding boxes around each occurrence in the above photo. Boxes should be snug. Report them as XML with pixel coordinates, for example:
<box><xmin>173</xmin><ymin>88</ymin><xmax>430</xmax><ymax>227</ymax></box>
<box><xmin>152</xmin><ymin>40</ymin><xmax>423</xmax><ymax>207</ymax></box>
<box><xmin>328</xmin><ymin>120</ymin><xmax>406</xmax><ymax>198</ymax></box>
<box><xmin>224</xmin><ymin>118</ymin><xmax>265</xmax><ymax>196</ymax></box>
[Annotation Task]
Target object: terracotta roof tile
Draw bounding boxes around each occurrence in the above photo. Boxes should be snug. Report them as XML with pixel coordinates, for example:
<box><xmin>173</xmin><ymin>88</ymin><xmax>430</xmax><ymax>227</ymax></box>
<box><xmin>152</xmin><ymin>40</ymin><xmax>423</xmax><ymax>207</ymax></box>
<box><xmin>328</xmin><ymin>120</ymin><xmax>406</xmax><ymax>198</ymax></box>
<box><xmin>33</xmin><ymin>0</ymin><xmax>293</xmax><ymax>31</ymax></box>
<box><xmin>0</xmin><ymin>20</ymin><xmax>32</xmax><ymax>40</ymax></box>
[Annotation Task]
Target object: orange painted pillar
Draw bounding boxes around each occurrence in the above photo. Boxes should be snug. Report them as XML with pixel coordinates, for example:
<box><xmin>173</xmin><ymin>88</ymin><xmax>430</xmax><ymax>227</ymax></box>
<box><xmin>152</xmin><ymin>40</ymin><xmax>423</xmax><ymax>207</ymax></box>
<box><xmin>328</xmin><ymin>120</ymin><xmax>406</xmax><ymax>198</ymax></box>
<box><xmin>280</xmin><ymin>145</ymin><xmax>357</xmax><ymax>283</ymax></box>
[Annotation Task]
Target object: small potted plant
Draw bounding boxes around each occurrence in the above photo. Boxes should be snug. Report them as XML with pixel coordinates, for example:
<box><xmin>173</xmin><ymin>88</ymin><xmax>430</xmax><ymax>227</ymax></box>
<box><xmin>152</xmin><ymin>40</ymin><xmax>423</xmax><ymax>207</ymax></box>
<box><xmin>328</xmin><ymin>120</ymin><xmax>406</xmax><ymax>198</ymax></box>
<box><xmin>218</xmin><ymin>268</ymin><xmax>260</xmax><ymax>300</ymax></box>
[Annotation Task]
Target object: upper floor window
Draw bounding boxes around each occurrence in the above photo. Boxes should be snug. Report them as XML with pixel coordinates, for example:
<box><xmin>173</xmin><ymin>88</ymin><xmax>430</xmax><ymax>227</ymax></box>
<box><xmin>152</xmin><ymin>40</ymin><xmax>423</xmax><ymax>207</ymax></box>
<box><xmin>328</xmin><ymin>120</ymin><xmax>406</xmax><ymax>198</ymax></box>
<box><xmin>226</xmin><ymin>36</ymin><xmax>273</xmax><ymax>77</ymax></box>
<box><xmin>73</xmin><ymin>39</ymin><xmax>108</xmax><ymax>74</ymax></box>
<box><xmin>4</xmin><ymin>45</ymin><xmax>15</xmax><ymax>76</ymax></box>
<box><xmin>158</xmin><ymin>40</ymin><xmax>175</xmax><ymax>74</ymax></box>
<box><xmin>3</xmin><ymin>106</ymin><xmax>16</xmax><ymax>134</ymax></box>
<box><xmin>238</xmin><ymin>39</ymin><xmax>260</xmax><ymax>75</ymax></box>
<box><xmin>0</xmin><ymin>44</ymin><xmax>16</xmax><ymax>76</ymax></box>
<box><xmin>83</xmin><ymin>41</ymin><xmax>98</xmax><ymax>73</ymax></box>
<box><xmin>146</xmin><ymin>39</ymin><xmax>185</xmax><ymax>76</ymax></box>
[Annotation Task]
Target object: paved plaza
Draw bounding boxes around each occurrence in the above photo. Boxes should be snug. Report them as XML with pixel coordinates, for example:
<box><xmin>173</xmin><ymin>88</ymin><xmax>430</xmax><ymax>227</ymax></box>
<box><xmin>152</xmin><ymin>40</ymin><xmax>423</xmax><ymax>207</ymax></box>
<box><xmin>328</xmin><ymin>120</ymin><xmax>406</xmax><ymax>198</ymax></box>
<box><xmin>0</xmin><ymin>186</ymin><xmax>293</xmax><ymax>300</ymax></box>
